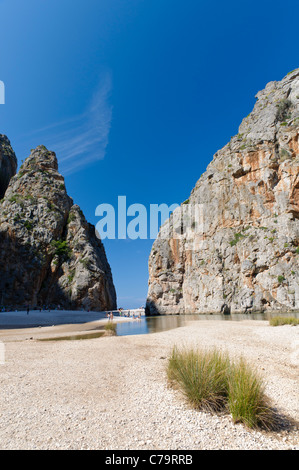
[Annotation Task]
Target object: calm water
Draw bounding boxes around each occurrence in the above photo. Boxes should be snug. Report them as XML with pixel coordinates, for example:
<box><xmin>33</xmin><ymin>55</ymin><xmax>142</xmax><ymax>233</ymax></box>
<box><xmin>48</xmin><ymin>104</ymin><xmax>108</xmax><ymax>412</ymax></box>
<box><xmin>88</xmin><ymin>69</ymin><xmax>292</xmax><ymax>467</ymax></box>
<box><xmin>116</xmin><ymin>312</ymin><xmax>299</xmax><ymax>336</ymax></box>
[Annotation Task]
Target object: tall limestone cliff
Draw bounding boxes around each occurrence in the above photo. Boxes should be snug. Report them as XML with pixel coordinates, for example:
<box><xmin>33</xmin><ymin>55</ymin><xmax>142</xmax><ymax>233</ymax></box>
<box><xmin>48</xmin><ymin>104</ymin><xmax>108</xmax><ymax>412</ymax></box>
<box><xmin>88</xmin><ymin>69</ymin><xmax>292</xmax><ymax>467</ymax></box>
<box><xmin>0</xmin><ymin>144</ymin><xmax>117</xmax><ymax>311</ymax></box>
<box><xmin>146</xmin><ymin>69</ymin><xmax>299</xmax><ymax>315</ymax></box>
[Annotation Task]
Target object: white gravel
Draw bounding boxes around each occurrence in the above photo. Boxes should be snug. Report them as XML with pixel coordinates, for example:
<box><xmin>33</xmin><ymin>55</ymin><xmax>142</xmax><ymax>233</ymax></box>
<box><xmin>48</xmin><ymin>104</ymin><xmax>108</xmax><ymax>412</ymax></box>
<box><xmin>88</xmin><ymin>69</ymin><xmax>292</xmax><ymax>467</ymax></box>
<box><xmin>0</xmin><ymin>317</ymin><xmax>298</xmax><ymax>450</ymax></box>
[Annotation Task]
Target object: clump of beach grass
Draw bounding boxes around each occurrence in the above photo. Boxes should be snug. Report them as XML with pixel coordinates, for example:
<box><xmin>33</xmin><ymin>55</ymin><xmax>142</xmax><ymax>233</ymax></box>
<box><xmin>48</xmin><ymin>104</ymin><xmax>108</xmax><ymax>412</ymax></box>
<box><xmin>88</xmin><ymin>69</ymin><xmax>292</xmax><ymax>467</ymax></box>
<box><xmin>269</xmin><ymin>316</ymin><xmax>299</xmax><ymax>326</ymax></box>
<box><xmin>167</xmin><ymin>346</ymin><xmax>279</xmax><ymax>430</ymax></box>
<box><xmin>104</xmin><ymin>321</ymin><xmax>117</xmax><ymax>335</ymax></box>
<box><xmin>227</xmin><ymin>358</ymin><xmax>278</xmax><ymax>430</ymax></box>
<box><xmin>167</xmin><ymin>346</ymin><xmax>230</xmax><ymax>413</ymax></box>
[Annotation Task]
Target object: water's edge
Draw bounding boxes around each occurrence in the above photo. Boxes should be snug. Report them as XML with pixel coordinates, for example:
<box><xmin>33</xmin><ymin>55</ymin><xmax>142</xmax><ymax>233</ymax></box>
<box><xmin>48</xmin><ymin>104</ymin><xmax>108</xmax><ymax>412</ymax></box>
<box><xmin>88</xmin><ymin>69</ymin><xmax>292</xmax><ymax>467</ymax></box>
<box><xmin>116</xmin><ymin>312</ymin><xmax>299</xmax><ymax>336</ymax></box>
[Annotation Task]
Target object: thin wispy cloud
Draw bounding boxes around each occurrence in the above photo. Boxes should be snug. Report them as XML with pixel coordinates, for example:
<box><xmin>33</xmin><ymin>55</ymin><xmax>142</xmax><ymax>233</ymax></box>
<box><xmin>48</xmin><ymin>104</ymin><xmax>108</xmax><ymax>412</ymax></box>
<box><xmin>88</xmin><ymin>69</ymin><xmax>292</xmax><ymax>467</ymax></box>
<box><xmin>20</xmin><ymin>72</ymin><xmax>113</xmax><ymax>175</ymax></box>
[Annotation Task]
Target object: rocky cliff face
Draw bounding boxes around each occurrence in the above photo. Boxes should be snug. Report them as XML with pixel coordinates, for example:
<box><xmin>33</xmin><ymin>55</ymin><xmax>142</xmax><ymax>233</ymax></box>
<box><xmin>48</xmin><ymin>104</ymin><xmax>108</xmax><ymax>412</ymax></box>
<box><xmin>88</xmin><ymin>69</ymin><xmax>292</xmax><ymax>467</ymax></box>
<box><xmin>0</xmin><ymin>135</ymin><xmax>17</xmax><ymax>199</ymax></box>
<box><xmin>0</xmin><ymin>144</ymin><xmax>116</xmax><ymax>311</ymax></box>
<box><xmin>146</xmin><ymin>69</ymin><xmax>299</xmax><ymax>315</ymax></box>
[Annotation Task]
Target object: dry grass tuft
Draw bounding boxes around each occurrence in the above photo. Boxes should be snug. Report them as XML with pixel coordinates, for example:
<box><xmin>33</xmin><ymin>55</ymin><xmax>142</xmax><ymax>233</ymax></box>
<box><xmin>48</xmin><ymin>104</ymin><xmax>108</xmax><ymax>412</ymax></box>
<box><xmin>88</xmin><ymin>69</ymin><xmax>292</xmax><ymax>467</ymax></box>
<box><xmin>167</xmin><ymin>346</ymin><xmax>280</xmax><ymax>430</ymax></box>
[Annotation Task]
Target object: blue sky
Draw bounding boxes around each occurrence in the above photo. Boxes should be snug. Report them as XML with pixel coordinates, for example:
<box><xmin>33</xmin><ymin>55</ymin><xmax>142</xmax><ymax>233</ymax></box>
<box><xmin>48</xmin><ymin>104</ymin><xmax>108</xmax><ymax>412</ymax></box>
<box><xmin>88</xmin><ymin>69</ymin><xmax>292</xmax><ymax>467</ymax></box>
<box><xmin>0</xmin><ymin>0</ymin><xmax>298</xmax><ymax>308</ymax></box>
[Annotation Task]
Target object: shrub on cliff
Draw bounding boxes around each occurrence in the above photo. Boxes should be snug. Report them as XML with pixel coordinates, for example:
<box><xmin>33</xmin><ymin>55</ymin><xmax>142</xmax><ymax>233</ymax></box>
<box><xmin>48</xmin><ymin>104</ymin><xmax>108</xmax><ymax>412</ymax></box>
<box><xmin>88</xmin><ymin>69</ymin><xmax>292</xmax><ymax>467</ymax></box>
<box><xmin>50</xmin><ymin>240</ymin><xmax>71</xmax><ymax>260</ymax></box>
<box><xmin>276</xmin><ymin>99</ymin><xmax>292</xmax><ymax>122</ymax></box>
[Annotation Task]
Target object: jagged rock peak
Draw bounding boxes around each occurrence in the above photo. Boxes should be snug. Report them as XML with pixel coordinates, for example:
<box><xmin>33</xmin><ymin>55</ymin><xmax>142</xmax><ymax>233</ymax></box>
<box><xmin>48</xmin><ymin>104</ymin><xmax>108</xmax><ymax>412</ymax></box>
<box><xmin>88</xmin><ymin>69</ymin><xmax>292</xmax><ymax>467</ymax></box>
<box><xmin>237</xmin><ymin>67</ymin><xmax>299</xmax><ymax>144</ymax></box>
<box><xmin>0</xmin><ymin>144</ymin><xmax>116</xmax><ymax>312</ymax></box>
<box><xmin>22</xmin><ymin>145</ymin><xmax>59</xmax><ymax>171</ymax></box>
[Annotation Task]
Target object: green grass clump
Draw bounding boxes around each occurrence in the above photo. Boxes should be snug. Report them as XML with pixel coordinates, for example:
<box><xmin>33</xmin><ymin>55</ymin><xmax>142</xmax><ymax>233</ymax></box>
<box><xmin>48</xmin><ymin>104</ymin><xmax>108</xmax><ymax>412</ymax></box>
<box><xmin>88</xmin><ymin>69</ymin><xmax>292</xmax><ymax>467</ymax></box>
<box><xmin>269</xmin><ymin>316</ymin><xmax>299</xmax><ymax>326</ymax></box>
<box><xmin>227</xmin><ymin>358</ymin><xmax>276</xmax><ymax>430</ymax></box>
<box><xmin>104</xmin><ymin>322</ymin><xmax>117</xmax><ymax>335</ymax></box>
<box><xmin>168</xmin><ymin>347</ymin><xmax>230</xmax><ymax>413</ymax></box>
<box><xmin>167</xmin><ymin>346</ymin><xmax>278</xmax><ymax>430</ymax></box>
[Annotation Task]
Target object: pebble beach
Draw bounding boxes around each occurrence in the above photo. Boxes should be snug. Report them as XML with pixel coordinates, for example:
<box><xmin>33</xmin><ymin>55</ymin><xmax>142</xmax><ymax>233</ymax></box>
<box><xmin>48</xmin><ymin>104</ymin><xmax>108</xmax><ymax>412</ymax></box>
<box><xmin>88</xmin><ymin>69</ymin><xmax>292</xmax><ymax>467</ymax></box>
<box><xmin>0</xmin><ymin>312</ymin><xmax>298</xmax><ymax>450</ymax></box>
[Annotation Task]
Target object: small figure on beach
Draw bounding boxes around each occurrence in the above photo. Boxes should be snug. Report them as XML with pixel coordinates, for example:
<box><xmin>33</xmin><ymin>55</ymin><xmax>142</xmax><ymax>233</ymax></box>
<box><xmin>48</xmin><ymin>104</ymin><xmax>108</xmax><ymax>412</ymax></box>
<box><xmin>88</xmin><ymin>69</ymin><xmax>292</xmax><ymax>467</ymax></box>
<box><xmin>26</xmin><ymin>305</ymin><xmax>30</xmax><ymax>315</ymax></box>
<box><xmin>107</xmin><ymin>312</ymin><xmax>113</xmax><ymax>321</ymax></box>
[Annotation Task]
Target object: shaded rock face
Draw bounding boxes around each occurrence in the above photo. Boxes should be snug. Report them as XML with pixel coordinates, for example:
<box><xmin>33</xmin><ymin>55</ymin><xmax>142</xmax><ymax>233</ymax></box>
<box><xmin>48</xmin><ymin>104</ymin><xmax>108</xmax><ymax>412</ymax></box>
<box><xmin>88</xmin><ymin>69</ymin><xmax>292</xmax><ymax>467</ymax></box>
<box><xmin>0</xmin><ymin>135</ymin><xmax>17</xmax><ymax>199</ymax></box>
<box><xmin>146</xmin><ymin>69</ymin><xmax>299</xmax><ymax>315</ymax></box>
<box><xmin>0</xmin><ymin>145</ymin><xmax>116</xmax><ymax>311</ymax></box>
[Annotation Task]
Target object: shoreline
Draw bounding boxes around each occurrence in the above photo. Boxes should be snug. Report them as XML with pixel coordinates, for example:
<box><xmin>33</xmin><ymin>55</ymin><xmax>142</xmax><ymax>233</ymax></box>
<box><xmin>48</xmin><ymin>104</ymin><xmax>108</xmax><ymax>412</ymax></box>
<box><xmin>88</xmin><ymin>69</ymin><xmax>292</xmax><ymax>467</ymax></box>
<box><xmin>0</xmin><ymin>309</ymin><xmax>298</xmax><ymax>343</ymax></box>
<box><xmin>0</xmin><ymin>310</ymin><xmax>136</xmax><ymax>342</ymax></box>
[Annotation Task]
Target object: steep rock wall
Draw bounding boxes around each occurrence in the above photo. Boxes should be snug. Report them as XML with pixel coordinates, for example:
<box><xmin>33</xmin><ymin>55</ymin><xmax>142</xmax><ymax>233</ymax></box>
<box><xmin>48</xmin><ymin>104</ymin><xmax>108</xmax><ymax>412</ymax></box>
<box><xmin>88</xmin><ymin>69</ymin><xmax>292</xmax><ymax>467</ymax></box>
<box><xmin>146</xmin><ymin>69</ymin><xmax>299</xmax><ymax>315</ymax></box>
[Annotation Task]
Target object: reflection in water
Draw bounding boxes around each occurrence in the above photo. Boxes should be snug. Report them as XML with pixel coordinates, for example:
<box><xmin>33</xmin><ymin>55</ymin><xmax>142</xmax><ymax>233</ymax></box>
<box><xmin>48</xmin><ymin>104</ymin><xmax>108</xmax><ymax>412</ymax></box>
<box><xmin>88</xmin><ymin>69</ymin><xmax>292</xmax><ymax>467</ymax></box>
<box><xmin>116</xmin><ymin>312</ymin><xmax>299</xmax><ymax>337</ymax></box>
<box><xmin>39</xmin><ymin>331</ymin><xmax>105</xmax><ymax>341</ymax></box>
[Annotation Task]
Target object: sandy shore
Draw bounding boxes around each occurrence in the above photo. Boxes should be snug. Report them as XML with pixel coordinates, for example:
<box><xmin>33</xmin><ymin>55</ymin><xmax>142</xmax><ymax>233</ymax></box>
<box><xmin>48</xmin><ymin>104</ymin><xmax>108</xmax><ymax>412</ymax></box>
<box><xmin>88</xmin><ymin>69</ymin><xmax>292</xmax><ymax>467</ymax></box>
<box><xmin>0</xmin><ymin>314</ymin><xmax>298</xmax><ymax>450</ymax></box>
<box><xmin>0</xmin><ymin>310</ymin><xmax>135</xmax><ymax>342</ymax></box>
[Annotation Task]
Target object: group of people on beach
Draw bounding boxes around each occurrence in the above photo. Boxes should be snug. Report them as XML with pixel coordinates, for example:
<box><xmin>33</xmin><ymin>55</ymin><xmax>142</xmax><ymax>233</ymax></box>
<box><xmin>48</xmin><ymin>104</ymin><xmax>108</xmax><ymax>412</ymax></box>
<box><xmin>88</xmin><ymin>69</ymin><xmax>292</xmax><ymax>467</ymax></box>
<box><xmin>107</xmin><ymin>312</ymin><xmax>114</xmax><ymax>321</ymax></box>
<box><xmin>106</xmin><ymin>309</ymin><xmax>142</xmax><ymax>321</ymax></box>
<box><xmin>118</xmin><ymin>309</ymin><xmax>142</xmax><ymax>319</ymax></box>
